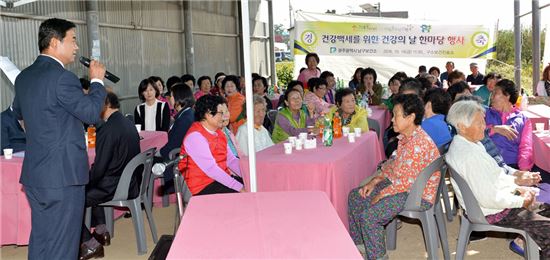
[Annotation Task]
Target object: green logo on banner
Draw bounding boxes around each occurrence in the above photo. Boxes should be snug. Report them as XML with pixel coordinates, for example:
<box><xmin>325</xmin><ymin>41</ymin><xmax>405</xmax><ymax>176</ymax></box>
<box><xmin>471</xmin><ymin>32</ymin><xmax>489</xmax><ymax>48</ymax></box>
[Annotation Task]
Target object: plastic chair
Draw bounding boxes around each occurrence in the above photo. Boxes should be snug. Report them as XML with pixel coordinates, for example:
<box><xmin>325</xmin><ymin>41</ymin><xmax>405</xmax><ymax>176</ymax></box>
<box><xmin>448</xmin><ymin>165</ymin><xmax>540</xmax><ymax>260</ymax></box>
<box><xmin>367</xmin><ymin>118</ymin><xmax>381</xmax><ymax>139</ymax></box>
<box><xmin>170</xmin><ymin>149</ymin><xmax>193</xmax><ymax>234</ymax></box>
<box><xmin>86</xmin><ymin>148</ymin><xmax>158</xmax><ymax>255</ymax></box>
<box><xmin>437</xmin><ymin>142</ymin><xmax>456</xmax><ymax>222</ymax></box>
<box><xmin>125</xmin><ymin>113</ymin><xmax>134</xmax><ymax>123</ymax></box>
<box><xmin>385</xmin><ymin>156</ymin><xmax>450</xmax><ymax>260</ymax></box>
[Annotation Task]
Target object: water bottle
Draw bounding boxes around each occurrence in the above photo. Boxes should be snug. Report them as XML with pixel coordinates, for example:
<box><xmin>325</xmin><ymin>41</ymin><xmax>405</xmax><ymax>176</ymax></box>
<box><xmin>323</xmin><ymin>116</ymin><xmax>333</xmax><ymax>147</ymax></box>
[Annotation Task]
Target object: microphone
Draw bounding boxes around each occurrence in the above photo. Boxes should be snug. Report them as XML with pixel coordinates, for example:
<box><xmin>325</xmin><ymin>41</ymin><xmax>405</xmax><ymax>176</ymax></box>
<box><xmin>152</xmin><ymin>154</ymin><xmax>187</xmax><ymax>176</ymax></box>
<box><xmin>79</xmin><ymin>56</ymin><xmax>120</xmax><ymax>83</ymax></box>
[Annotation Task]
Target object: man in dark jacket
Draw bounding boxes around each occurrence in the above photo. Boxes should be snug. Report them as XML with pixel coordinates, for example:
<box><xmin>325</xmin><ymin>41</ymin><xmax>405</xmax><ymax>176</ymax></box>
<box><xmin>80</xmin><ymin>92</ymin><xmax>141</xmax><ymax>259</ymax></box>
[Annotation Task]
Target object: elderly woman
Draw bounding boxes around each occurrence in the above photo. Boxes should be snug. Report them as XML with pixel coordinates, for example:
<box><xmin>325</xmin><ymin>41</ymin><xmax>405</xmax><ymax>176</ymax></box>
<box><xmin>348</xmin><ymin>94</ymin><xmax>440</xmax><ymax>260</ymax></box>
<box><xmin>272</xmin><ymin>88</ymin><xmax>315</xmax><ymax>144</ymax></box>
<box><xmin>473</xmin><ymin>72</ymin><xmax>501</xmax><ymax>106</ymax></box>
<box><xmin>486</xmin><ymin>79</ymin><xmax>533</xmax><ymax>171</ymax></box>
<box><xmin>178</xmin><ymin>95</ymin><xmax>243</xmax><ymax>195</ymax></box>
<box><xmin>304</xmin><ymin>77</ymin><xmax>334</xmax><ymax>120</ymax></box>
<box><xmin>297</xmin><ymin>53</ymin><xmax>321</xmax><ymax>91</ymax></box>
<box><xmin>446</xmin><ymin>100</ymin><xmax>550</xmax><ymax>258</ymax></box>
<box><xmin>222</xmin><ymin>75</ymin><xmax>246</xmax><ymax>133</ymax></box>
<box><xmin>326</xmin><ymin>88</ymin><xmax>369</xmax><ymax>133</ymax></box>
<box><xmin>236</xmin><ymin>95</ymin><xmax>274</xmax><ymax>156</ymax></box>
<box><xmin>134</xmin><ymin>78</ymin><xmax>170</xmax><ymax>131</ymax></box>
<box><xmin>194</xmin><ymin>76</ymin><xmax>212</xmax><ymax>100</ymax></box>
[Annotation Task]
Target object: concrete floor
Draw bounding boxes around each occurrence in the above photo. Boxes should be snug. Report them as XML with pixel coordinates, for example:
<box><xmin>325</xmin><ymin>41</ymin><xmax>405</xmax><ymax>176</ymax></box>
<box><xmin>1</xmin><ymin>204</ymin><xmax>524</xmax><ymax>260</ymax></box>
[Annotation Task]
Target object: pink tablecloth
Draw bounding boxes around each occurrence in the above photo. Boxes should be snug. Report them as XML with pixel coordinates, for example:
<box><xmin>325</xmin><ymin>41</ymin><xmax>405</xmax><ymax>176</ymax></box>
<box><xmin>0</xmin><ymin>131</ymin><xmax>167</xmax><ymax>246</ymax></box>
<box><xmin>369</xmin><ymin>106</ymin><xmax>391</xmax><ymax>147</ymax></box>
<box><xmin>533</xmin><ymin>131</ymin><xmax>550</xmax><ymax>173</ymax></box>
<box><xmin>240</xmin><ymin>131</ymin><xmax>383</xmax><ymax>229</ymax></box>
<box><xmin>166</xmin><ymin>191</ymin><xmax>362</xmax><ymax>259</ymax></box>
<box><xmin>525</xmin><ymin>104</ymin><xmax>550</xmax><ymax>129</ymax></box>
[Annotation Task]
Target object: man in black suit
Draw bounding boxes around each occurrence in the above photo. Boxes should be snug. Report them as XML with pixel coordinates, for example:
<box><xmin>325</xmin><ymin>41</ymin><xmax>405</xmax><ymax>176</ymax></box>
<box><xmin>1</xmin><ymin>105</ymin><xmax>26</xmax><ymax>154</ymax></box>
<box><xmin>80</xmin><ymin>92</ymin><xmax>140</xmax><ymax>259</ymax></box>
<box><xmin>12</xmin><ymin>18</ymin><xmax>106</xmax><ymax>260</ymax></box>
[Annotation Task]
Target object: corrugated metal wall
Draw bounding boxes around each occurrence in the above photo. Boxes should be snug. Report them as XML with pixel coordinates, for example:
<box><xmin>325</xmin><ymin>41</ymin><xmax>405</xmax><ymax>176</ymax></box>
<box><xmin>1</xmin><ymin>0</ymin><xmax>272</xmax><ymax>114</ymax></box>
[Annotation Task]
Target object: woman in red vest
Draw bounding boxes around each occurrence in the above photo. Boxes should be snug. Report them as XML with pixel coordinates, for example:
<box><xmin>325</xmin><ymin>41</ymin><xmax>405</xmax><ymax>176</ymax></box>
<box><xmin>178</xmin><ymin>95</ymin><xmax>244</xmax><ymax>195</ymax></box>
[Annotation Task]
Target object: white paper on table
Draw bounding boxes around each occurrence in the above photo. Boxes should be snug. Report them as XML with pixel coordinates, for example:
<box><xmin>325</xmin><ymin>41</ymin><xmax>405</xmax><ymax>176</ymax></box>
<box><xmin>0</xmin><ymin>56</ymin><xmax>21</xmax><ymax>85</ymax></box>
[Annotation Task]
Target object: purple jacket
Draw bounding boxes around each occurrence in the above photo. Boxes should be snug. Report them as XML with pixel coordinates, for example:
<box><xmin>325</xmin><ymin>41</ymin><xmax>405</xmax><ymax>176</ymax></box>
<box><xmin>485</xmin><ymin>107</ymin><xmax>533</xmax><ymax>170</ymax></box>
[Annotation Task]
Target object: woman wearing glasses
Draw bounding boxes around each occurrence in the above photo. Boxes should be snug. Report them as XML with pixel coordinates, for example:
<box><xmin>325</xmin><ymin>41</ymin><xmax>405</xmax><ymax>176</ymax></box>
<box><xmin>178</xmin><ymin>95</ymin><xmax>244</xmax><ymax>195</ymax></box>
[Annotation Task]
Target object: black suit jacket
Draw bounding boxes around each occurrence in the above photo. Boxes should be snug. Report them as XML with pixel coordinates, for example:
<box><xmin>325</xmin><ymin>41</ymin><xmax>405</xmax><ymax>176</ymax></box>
<box><xmin>86</xmin><ymin>111</ymin><xmax>141</xmax><ymax>205</ymax></box>
<box><xmin>13</xmin><ymin>55</ymin><xmax>106</xmax><ymax>188</ymax></box>
<box><xmin>1</xmin><ymin>107</ymin><xmax>26</xmax><ymax>154</ymax></box>
<box><xmin>133</xmin><ymin>101</ymin><xmax>170</xmax><ymax>132</ymax></box>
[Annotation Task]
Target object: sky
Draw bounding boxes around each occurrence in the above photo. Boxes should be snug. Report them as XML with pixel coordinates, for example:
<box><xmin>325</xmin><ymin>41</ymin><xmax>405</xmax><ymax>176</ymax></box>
<box><xmin>272</xmin><ymin>0</ymin><xmax>550</xmax><ymax>30</ymax></box>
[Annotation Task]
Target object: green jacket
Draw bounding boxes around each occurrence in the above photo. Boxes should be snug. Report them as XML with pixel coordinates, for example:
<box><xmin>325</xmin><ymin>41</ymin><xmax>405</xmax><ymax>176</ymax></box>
<box><xmin>326</xmin><ymin>105</ymin><xmax>369</xmax><ymax>133</ymax></box>
<box><xmin>271</xmin><ymin>107</ymin><xmax>306</xmax><ymax>144</ymax></box>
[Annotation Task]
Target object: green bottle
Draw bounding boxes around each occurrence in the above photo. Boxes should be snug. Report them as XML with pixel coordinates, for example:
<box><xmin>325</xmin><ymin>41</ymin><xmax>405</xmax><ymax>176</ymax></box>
<box><xmin>323</xmin><ymin>116</ymin><xmax>333</xmax><ymax>147</ymax></box>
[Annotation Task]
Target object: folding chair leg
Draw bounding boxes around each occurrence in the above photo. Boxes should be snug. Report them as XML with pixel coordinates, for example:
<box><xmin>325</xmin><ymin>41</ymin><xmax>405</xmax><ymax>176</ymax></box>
<box><xmin>143</xmin><ymin>197</ymin><xmax>158</xmax><ymax>243</ymax></box>
<box><xmin>129</xmin><ymin>200</ymin><xmax>147</xmax><ymax>255</ymax></box>
<box><xmin>419</xmin><ymin>213</ymin><xmax>439</xmax><ymax>259</ymax></box>
<box><xmin>104</xmin><ymin>207</ymin><xmax>114</xmax><ymax>238</ymax></box>
<box><xmin>441</xmin><ymin>182</ymin><xmax>454</xmax><ymax>222</ymax></box>
<box><xmin>160</xmin><ymin>178</ymin><xmax>169</xmax><ymax>207</ymax></box>
<box><xmin>455</xmin><ymin>216</ymin><xmax>472</xmax><ymax>260</ymax></box>
<box><xmin>385</xmin><ymin>218</ymin><xmax>398</xmax><ymax>251</ymax></box>
<box><xmin>434</xmin><ymin>203</ymin><xmax>450</xmax><ymax>260</ymax></box>
<box><xmin>84</xmin><ymin>207</ymin><xmax>92</xmax><ymax>229</ymax></box>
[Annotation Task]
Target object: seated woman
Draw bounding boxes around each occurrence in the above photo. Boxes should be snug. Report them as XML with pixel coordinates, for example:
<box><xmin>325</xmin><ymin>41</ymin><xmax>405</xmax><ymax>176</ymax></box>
<box><xmin>222</xmin><ymin>75</ymin><xmax>246</xmax><ymax>133</ymax></box>
<box><xmin>326</xmin><ymin>88</ymin><xmax>369</xmax><ymax>133</ymax></box>
<box><xmin>421</xmin><ymin>88</ymin><xmax>452</xmax><ymax>147</ymax></box>
<box><xmin>194</xmin><ymin>76</ymin><xmax>212</xmax><ymax>100</ymax></box>
<box><xmin>446</xmin><ymin>100</ymin><xmax>550</xmax><ymax>258</ymax></box>
<box><xmin>304</xmin><ymin>77</ymin><xmax>333</xmax><ymax>120</ymax></box>
<box><xmin>157</xmin><ymin>83</ymin><xmax>195</xmax><ymax>191</ymax></box>
<box><xmin>535</xmin><ymin>64</ymin><xmax>550</xmax><ymax>96</ymax></box>
<box><xmin>486</xmin><ymin>79</ymin><xmax>533</xmax><ymax>171</ymax></box>
<box><xmin>236</xmin><ymin>95</ymin><xmax>274</xmax><ymax>156</ymax></box>
<box><xmin>277</xmin><ymin>80</ymin><xmax>304</xmax><ymax>109</ymax></box>
<box><xmin>272</xmin><ymin>88</ymin><xmax>315</xmax><ymax>144</ymax></box>
<box><xmin>356</xmin><ymin>67</ymin><xmax>383</xmax><ymax>106</ymax></box>
<box><xmin>348</xmin><ymin>94</ymin><xmax>440</xmax><ymax>260</ymax></box>
<box><xmin>134</xmin><ymin>78</ymin><xmax>170</xmax><ymax>131</ymax></box>
<box><xmin>178</xmin><ymin>95</ymin><xmax>244</xmax><ymax>195</ymax></box>
<box><xmin>473</xmin><ymin>72</ymin><xmax>501</xmax><ymax>106</ymax></box>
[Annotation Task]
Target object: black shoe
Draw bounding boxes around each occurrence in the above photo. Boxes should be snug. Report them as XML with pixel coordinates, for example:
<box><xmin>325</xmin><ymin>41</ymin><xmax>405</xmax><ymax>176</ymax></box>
<box><xmin>79</xmin><ymin>243</ymin><xmax>104</xmax><ymax>260</ymax></box>
<box><xmin>469</xmin><ymin>231</ymin><xmax>487</xmax><ymax>242</ymax></box>
<box><xmin>92</xmin><ymin>231</ymin><xmax>111</xmax><ymax>246</ymax></box>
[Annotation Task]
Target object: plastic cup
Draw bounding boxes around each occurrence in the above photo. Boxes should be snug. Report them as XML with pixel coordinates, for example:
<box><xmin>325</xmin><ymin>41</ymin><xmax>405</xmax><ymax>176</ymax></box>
<box><xmin>299</xmin><ymin>132</ymin><xmax>308</xmax><ymax>142</ymax></box>
<box><xmin>3</xmin><ymin>148</ymin><xmax>13</xmax><ymax>159</ymax></box>
<box><xmin>342</xmin><ymin>126</ymin><xmax>350</xmax><ymax>137</ymax></box>
<box><xmin>348</xmin><ymin>132</ymin><xmax>356</xmax><ymax>143</ymax></box>
<box><xmin>354</xmin><ymin>128</ymin><xmax>362</xmax><ymax>137</ymax></box>
<box><xmin>283</xmin><ymin>143</ymin><xmax>292</xmax><ymax>154</ymax></box>
<box><xmin>295</xmin><ymin>139</ymin><xmax>303</xmax><ymax>150</ymax></box>
<box><xmin>288</xmin><ymin>136</ymin><xmax>297</xmax><ymax>147</ymax></box>
<box><xmin>135</xmin><ymin>124</ymin><xmax>142</xmax><ymax>133</ymax></box>
<box><xmin>535</xmin><ymin>123</ymin><xmax>545</xmax><ymax>132</ymax></box>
